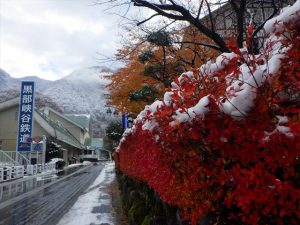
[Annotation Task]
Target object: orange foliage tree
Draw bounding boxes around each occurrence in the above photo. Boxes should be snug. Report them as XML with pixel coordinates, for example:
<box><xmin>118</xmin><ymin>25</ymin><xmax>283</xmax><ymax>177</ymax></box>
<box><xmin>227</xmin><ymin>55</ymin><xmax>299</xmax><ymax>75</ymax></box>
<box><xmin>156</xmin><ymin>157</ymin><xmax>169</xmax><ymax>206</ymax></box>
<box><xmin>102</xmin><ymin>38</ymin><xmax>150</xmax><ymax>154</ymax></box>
<box><xmin>106</xmin><ymin>26</ymin><xmax>218</xmax><ymax>114</ymax></box>
<box><xmin>106</xmin><ymin>42</ymin><xmax>165</xmax><ymax>114</ymax></box>
<box><xmin>174</xmin><ymin>26</ymin><xmax>219</xmax><ymax>68</ymax></box>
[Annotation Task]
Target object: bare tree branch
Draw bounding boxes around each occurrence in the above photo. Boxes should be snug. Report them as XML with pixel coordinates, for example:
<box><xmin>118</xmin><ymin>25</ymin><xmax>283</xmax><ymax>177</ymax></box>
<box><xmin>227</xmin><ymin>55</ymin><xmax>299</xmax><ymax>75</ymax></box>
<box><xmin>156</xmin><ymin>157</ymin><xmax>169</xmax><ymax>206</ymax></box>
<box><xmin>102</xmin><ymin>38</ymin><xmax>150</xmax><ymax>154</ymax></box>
<box><xmin>137</xmin><ymin>13</ymin><xmax>160</xmax><ymax>26</ymax></box>
<box><xmin>229</xmin><ymin>0</ymin><xmax>247</xmax><ymax>48</ymax></box>
<box><xmin>251</xmin><ymin>0</ymin><xmax>278</xmax><ymax>40</ymax></box>
<box><xmin>205</xmin><ymin>0</ymin><xmax>215</xmax><ymax>33</ymax></box>
<box><xmin>132</xmin><ymin>0</ymin><xmax>230</xmax><ymax>52</ymax></box>
<box><xmin>175</xmin><ymin>41</ymin><xmax>222</xmax><ymax>51</ymax></box>
<box><xmin>196</xmin><ymin>0</ymin><xmax>205</xmax><ymax>20</ymax></box>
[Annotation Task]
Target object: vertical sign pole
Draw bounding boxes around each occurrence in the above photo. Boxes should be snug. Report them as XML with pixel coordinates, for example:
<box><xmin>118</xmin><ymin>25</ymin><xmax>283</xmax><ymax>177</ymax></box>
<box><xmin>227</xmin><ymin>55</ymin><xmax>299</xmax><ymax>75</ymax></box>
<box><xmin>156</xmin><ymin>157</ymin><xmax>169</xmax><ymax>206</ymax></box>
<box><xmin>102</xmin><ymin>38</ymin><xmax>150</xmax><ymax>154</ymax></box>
<box><xmin>42</xmin><ymin>135</ymin><xmax>46</xmax><ymax>165</ymax></box>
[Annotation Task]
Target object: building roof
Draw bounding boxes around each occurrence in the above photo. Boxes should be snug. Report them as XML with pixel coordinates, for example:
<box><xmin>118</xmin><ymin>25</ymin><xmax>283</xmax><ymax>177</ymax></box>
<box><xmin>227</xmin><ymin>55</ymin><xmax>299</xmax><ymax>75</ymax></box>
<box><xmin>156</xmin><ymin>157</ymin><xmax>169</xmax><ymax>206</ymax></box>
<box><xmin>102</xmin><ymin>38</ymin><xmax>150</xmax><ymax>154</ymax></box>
<box><xmin>36</xmin><ymin>110</ymin><xmax>84</xmax><ymax>149</ymax></box>
<box><xmin>41</xmin><ymin>106</ymin><xmax>86</xmax><ymax>131</ymax></box>
<box><xmin>0</xmin><ymin>97</ymin><xmax>19</xmax><ymax>112</ymax></box>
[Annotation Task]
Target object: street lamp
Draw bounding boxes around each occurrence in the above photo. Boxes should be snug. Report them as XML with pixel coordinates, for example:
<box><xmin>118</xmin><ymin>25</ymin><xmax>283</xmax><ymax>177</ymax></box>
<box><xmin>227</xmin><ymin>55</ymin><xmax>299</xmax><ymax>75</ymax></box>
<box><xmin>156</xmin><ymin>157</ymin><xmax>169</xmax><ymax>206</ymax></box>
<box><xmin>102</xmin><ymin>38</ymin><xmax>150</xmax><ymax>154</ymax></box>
<box><xmin>113</xmin><ymin>110</ymin><xmax>119</xmax><ymax>117</ymax></box>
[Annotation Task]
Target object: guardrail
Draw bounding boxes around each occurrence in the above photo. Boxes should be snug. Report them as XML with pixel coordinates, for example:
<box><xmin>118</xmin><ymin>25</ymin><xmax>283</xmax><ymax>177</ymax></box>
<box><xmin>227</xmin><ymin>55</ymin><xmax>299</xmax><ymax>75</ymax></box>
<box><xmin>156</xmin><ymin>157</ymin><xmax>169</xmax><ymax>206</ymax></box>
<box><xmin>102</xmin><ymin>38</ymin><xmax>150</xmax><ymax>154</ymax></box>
<box><xmin>79</xmin><ymin>154</ymin><xmax>98</xmax><ymax>158</ymax></box>
<box><xmin>11</xmin><ymin>166</ymin><xmax>24</xmax><ymax>179</ymax></box>
<box><xmin>0</xmin><ymin>162</ymin><xmax>57</xmax><ymax>183</ymax></box>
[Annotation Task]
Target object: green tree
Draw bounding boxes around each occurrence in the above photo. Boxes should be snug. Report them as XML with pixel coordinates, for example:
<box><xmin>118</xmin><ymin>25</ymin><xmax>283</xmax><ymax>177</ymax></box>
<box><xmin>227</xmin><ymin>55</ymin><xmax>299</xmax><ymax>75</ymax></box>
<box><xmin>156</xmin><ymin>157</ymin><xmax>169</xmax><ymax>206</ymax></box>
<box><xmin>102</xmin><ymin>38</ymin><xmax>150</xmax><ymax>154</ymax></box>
<box><xmin>105</xmin><ymin>121</ymin><xmax>125</xmax><ymax>148</ymax></box>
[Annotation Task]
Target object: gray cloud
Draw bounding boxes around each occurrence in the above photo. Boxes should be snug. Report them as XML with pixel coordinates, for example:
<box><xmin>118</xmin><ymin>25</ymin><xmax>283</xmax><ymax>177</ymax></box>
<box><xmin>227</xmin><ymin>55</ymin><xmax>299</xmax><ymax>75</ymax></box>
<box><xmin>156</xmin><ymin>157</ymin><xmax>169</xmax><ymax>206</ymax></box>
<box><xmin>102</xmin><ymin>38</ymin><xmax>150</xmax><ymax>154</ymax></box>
<box><xmin>0</xmin><ymin>0</ymin><xmax>122</xmax><ymax>80</ymax></box>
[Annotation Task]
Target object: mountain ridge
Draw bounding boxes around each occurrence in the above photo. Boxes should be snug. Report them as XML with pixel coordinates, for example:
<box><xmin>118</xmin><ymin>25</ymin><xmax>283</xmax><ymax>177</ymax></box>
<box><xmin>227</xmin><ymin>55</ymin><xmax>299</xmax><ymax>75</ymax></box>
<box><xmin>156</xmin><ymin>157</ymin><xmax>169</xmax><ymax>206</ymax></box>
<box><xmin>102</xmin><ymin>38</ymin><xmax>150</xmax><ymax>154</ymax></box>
<box><xmin>0</xmin><ymin>67</ymin><xmax>114</xmax><ymax>137</ymax></box>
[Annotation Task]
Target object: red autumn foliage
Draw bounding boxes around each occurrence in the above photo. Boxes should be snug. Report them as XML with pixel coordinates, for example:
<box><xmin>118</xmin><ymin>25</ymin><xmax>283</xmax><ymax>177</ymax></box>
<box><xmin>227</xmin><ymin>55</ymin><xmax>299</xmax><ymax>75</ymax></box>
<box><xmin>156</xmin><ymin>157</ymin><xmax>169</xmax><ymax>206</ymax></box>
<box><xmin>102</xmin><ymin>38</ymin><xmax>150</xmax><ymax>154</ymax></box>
<box><xmin>115</xmin><ymin>7</ymin><xmax>300</xmax><ymax>225</ymax></box>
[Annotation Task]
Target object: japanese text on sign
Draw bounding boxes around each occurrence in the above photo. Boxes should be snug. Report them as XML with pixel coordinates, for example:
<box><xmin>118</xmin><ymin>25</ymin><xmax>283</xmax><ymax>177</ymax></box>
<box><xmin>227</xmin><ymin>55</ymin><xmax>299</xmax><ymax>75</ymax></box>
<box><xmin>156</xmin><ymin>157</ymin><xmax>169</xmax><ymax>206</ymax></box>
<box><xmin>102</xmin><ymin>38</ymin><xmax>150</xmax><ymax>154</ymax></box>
<box><xmin>17</xmin><ymin>81</ymin><xmax>35</xmax><ymax>152</ymax></box>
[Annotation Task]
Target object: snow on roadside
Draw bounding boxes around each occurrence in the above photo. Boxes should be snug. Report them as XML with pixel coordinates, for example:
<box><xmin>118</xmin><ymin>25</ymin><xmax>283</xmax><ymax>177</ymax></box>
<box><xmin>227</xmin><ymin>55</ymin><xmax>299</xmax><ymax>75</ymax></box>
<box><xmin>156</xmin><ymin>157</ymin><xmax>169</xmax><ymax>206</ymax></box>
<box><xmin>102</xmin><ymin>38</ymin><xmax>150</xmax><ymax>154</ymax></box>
<box><xmin>57</xmin><ymin>162</ymin><xmax>116</xmax><ymax>225</ymax></box>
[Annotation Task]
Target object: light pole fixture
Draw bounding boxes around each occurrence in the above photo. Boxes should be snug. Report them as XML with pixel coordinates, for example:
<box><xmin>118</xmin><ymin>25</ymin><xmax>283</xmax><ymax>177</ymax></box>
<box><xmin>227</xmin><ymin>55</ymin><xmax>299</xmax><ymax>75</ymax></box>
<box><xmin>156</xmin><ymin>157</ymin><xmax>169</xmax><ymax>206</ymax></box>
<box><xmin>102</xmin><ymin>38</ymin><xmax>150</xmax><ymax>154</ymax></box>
<box><xmin>106</xmin><ymin>107</ymin><xmax>112</xmax><ymax>115</ymax></box>
<box><xmin>113</xmin><ymin>110</ymin><xmax>119</xmax><ymax>116</ymax></box>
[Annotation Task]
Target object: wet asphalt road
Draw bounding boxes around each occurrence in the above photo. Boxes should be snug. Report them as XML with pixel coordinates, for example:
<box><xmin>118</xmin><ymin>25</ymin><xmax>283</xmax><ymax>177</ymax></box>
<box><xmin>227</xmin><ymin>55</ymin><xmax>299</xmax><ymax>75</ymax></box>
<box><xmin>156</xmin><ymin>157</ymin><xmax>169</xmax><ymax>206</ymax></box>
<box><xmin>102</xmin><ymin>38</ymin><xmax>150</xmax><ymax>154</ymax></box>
<box><xmin>0</xmin><ymin>164</ymin><xmax>104</xmax><ymax>225</ymax></box>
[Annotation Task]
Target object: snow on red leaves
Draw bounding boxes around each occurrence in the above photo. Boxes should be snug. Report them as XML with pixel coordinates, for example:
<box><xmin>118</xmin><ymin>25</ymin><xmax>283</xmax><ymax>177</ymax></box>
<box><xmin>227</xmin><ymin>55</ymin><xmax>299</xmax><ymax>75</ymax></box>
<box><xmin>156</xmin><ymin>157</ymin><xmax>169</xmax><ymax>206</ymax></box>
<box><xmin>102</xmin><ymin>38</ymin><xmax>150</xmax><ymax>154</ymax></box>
<box><xmin>115</xmin><ymin>2</ymin><xmax>300</xmax><ymax>225</ymax></box>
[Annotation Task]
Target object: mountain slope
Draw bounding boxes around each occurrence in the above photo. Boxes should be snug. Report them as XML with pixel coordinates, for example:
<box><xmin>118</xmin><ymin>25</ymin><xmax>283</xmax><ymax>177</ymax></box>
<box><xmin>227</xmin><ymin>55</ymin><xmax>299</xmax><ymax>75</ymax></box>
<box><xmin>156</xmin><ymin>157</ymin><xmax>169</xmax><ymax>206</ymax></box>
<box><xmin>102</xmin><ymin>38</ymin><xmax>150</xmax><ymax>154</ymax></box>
<box><xmin>43</xmin><ymin>67</ymin><xmax>110</xmax><ymax>113</ymax></box>
<box><xmin>0</xmin><ymin>68</ymin><xmax>18</xmax><ymax>90</ymax></box>
<box><xmin>0</xmin><ymin>67</ymin><xmax>114</xmax><ymax>137</ymax></box>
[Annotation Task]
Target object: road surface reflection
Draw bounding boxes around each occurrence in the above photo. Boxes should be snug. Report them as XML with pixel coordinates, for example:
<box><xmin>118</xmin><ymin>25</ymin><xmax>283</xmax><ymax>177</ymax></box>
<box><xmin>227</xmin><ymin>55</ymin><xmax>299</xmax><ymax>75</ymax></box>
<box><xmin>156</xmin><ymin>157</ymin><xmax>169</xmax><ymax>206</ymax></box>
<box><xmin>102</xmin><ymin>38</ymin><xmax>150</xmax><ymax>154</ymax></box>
<box><xmin>0</xmin><ymin>175</ymin><xmax>58</xmax><ymax>203</ymax></box>
<box><xmin>0</xmin><ymin>164</ymin><xmax>104</xmax><ymax>225</ymax></box>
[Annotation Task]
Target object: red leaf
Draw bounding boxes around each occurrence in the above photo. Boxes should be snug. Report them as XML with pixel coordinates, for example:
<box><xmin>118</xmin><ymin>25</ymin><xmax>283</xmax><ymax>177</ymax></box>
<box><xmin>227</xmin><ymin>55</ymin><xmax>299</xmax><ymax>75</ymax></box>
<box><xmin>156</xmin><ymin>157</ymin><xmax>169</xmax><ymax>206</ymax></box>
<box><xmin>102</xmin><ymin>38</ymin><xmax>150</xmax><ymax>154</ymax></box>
<box><xmin>246</xmin><ymin>22</ymin><xmax>254</xmax><ymax>49</ymax></box>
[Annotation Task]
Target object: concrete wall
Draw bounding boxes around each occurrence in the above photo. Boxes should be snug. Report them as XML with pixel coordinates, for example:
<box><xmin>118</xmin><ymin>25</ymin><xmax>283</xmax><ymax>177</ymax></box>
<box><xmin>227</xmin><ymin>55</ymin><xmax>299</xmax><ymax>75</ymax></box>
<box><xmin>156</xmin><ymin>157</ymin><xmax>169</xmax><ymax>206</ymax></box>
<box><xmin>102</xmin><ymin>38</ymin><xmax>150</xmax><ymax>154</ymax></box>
<box><xmin>0</xmin><ymin>105</ymin><xmax>19</xmax><ymax>151</ymax></box>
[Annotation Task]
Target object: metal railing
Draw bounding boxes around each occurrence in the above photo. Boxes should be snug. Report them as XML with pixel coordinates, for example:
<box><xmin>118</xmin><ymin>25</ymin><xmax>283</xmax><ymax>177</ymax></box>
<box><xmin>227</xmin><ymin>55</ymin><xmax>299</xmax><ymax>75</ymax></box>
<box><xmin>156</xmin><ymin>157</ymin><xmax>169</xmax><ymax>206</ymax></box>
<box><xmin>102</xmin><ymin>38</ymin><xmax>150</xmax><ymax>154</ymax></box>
<box><xmin>0</xmin><ymin>150</ymin><xmax>30</xmax><ymax>166</ymax></box>
<box><xmin>17</xmin><ymin>152</ymin><xmax>30</xmax><ymax>166</ymax></box>
<box><xmin>0</xmin><ymin>162</ymin><xmax>57</xmax><ymax>182</ymax></box>
<box><xmin>0</xmin><ymin>150</ymin><xmax>17</xmax><ymax>166</ymax></box>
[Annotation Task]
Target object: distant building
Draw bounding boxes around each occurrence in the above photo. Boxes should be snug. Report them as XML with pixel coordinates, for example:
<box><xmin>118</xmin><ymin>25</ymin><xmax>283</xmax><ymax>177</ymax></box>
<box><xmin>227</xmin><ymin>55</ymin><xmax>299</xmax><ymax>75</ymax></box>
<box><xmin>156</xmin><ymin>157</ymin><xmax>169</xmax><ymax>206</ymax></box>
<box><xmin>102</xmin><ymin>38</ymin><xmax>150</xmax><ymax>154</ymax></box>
<box><xmin>40</xmin><ymin>107</ymin><xmax>91</xmax><ymax>146</ymax></box>
<box><xmin>200</xmin><ymin>0</ymin><xmax>296</xmax><ymax>39</ymax></box>
<box><xmin>64</xmin><ymin>113</ymin><xmax>93</xmax><ymax>141</ymax></box>
<box><xmin>0</xmin><ymin>98</ymin><xmax>91</xmax><ymax>165</ymax></box>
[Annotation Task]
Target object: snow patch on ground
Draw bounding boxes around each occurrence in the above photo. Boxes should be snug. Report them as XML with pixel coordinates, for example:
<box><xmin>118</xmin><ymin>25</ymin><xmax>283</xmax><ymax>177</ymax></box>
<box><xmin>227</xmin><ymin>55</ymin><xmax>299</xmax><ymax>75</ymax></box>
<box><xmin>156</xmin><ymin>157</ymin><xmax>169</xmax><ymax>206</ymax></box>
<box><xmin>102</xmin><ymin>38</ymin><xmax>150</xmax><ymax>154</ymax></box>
<box><xmin>66</xmin><ymin>163</ymin><xmax>82</xmax><ymax>168</ymax></box>
<box><xmin>57</xmin><ymin>162</ymin><xmax>116</xmax><ymax>225</ymax></box>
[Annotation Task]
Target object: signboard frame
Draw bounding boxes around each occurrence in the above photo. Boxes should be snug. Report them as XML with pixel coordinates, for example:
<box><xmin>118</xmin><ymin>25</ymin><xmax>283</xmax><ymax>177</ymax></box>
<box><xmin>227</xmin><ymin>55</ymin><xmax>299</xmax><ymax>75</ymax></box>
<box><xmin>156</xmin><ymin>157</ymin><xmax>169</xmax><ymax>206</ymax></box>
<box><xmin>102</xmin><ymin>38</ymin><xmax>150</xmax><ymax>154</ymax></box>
<box><xmin>16</xmin><ymin>81</ymin><xmax>35</xmax><ymax>152</ymax></box>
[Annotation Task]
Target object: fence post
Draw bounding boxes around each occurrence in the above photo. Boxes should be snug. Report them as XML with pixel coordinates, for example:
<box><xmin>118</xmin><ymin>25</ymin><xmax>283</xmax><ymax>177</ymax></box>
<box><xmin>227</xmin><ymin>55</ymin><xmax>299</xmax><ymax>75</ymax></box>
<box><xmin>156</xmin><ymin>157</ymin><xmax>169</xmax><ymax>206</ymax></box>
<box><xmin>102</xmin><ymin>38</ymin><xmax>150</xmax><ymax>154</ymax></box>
<box><xmin>0</xmin><ymin>168</ymin><xmax>3</xmax><ymax>182</ymax></box>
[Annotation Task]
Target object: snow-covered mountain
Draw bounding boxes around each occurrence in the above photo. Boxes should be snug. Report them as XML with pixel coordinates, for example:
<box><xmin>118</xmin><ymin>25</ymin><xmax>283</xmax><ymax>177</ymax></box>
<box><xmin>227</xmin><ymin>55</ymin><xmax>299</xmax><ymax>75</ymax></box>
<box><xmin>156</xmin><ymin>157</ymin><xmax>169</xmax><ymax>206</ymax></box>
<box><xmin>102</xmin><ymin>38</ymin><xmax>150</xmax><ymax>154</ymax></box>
<box><xmin>0</xmin><ymin>68</ymin><xmax>18</xmax><ymax>90</ymax></box>
<box><xmin>43</xmin><ymin>66</ymin><xmax>110</xmax><ymax>113</ymax></box>
<box><xmin>0</xmin><ymin>67</ymin><xmax>115</xmax><ymax>137</ymax></box>
<box><xmin>0</xmin><ymin>68</ymin><xmax>54</xmax><ymax>93</ymax></box>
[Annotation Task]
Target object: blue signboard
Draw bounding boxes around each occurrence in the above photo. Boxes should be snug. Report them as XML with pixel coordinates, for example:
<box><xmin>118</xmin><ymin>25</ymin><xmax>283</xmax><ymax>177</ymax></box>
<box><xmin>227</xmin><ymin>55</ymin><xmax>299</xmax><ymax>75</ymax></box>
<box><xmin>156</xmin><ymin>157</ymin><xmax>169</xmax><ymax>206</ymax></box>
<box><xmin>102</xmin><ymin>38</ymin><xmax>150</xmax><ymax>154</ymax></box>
<box><xmin>17</xmin><ymin>81</ymin><xmax>35</xmax><ymax>152</ymax></box>
<box><xmin>33</xmin><ymin>143</ymin><xmax>42</xmax><ymax>151</ymax></box>
<box><xmin>122</xmin><ymin>113</ymin><xmax>128</xmax><ymax>129</ymax></box>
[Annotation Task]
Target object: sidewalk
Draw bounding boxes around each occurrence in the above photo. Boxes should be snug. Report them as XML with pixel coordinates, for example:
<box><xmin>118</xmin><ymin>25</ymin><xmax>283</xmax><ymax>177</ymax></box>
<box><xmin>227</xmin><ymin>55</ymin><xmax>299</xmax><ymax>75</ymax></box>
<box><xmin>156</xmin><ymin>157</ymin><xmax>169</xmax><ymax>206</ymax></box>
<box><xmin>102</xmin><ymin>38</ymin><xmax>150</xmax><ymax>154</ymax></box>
<box><xmin>57</xmin><ymin>162</ymin><xmax>128</xmax><ymax>225</ymax></box>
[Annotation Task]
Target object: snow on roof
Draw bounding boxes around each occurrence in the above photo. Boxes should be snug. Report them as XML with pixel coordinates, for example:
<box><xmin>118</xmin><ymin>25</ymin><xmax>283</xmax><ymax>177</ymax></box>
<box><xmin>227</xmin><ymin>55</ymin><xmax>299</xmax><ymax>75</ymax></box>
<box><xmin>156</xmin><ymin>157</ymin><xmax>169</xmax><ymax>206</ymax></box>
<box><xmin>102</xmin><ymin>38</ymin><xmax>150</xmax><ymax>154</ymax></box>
<box><xmin>0</xmin><ymin>97</ymin><xmax>19</xmax><ymax>112</ymax></box>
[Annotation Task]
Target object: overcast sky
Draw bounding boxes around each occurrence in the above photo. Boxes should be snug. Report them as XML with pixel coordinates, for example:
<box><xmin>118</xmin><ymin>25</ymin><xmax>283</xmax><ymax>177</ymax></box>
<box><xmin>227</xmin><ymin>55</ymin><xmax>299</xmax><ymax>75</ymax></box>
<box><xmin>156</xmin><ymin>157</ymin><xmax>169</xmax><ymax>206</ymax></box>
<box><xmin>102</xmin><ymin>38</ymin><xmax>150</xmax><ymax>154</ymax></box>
<box><xmin>0</xmin><ymin>0</ymin><xmax>124</xmax><ymax>80</ymax></box>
